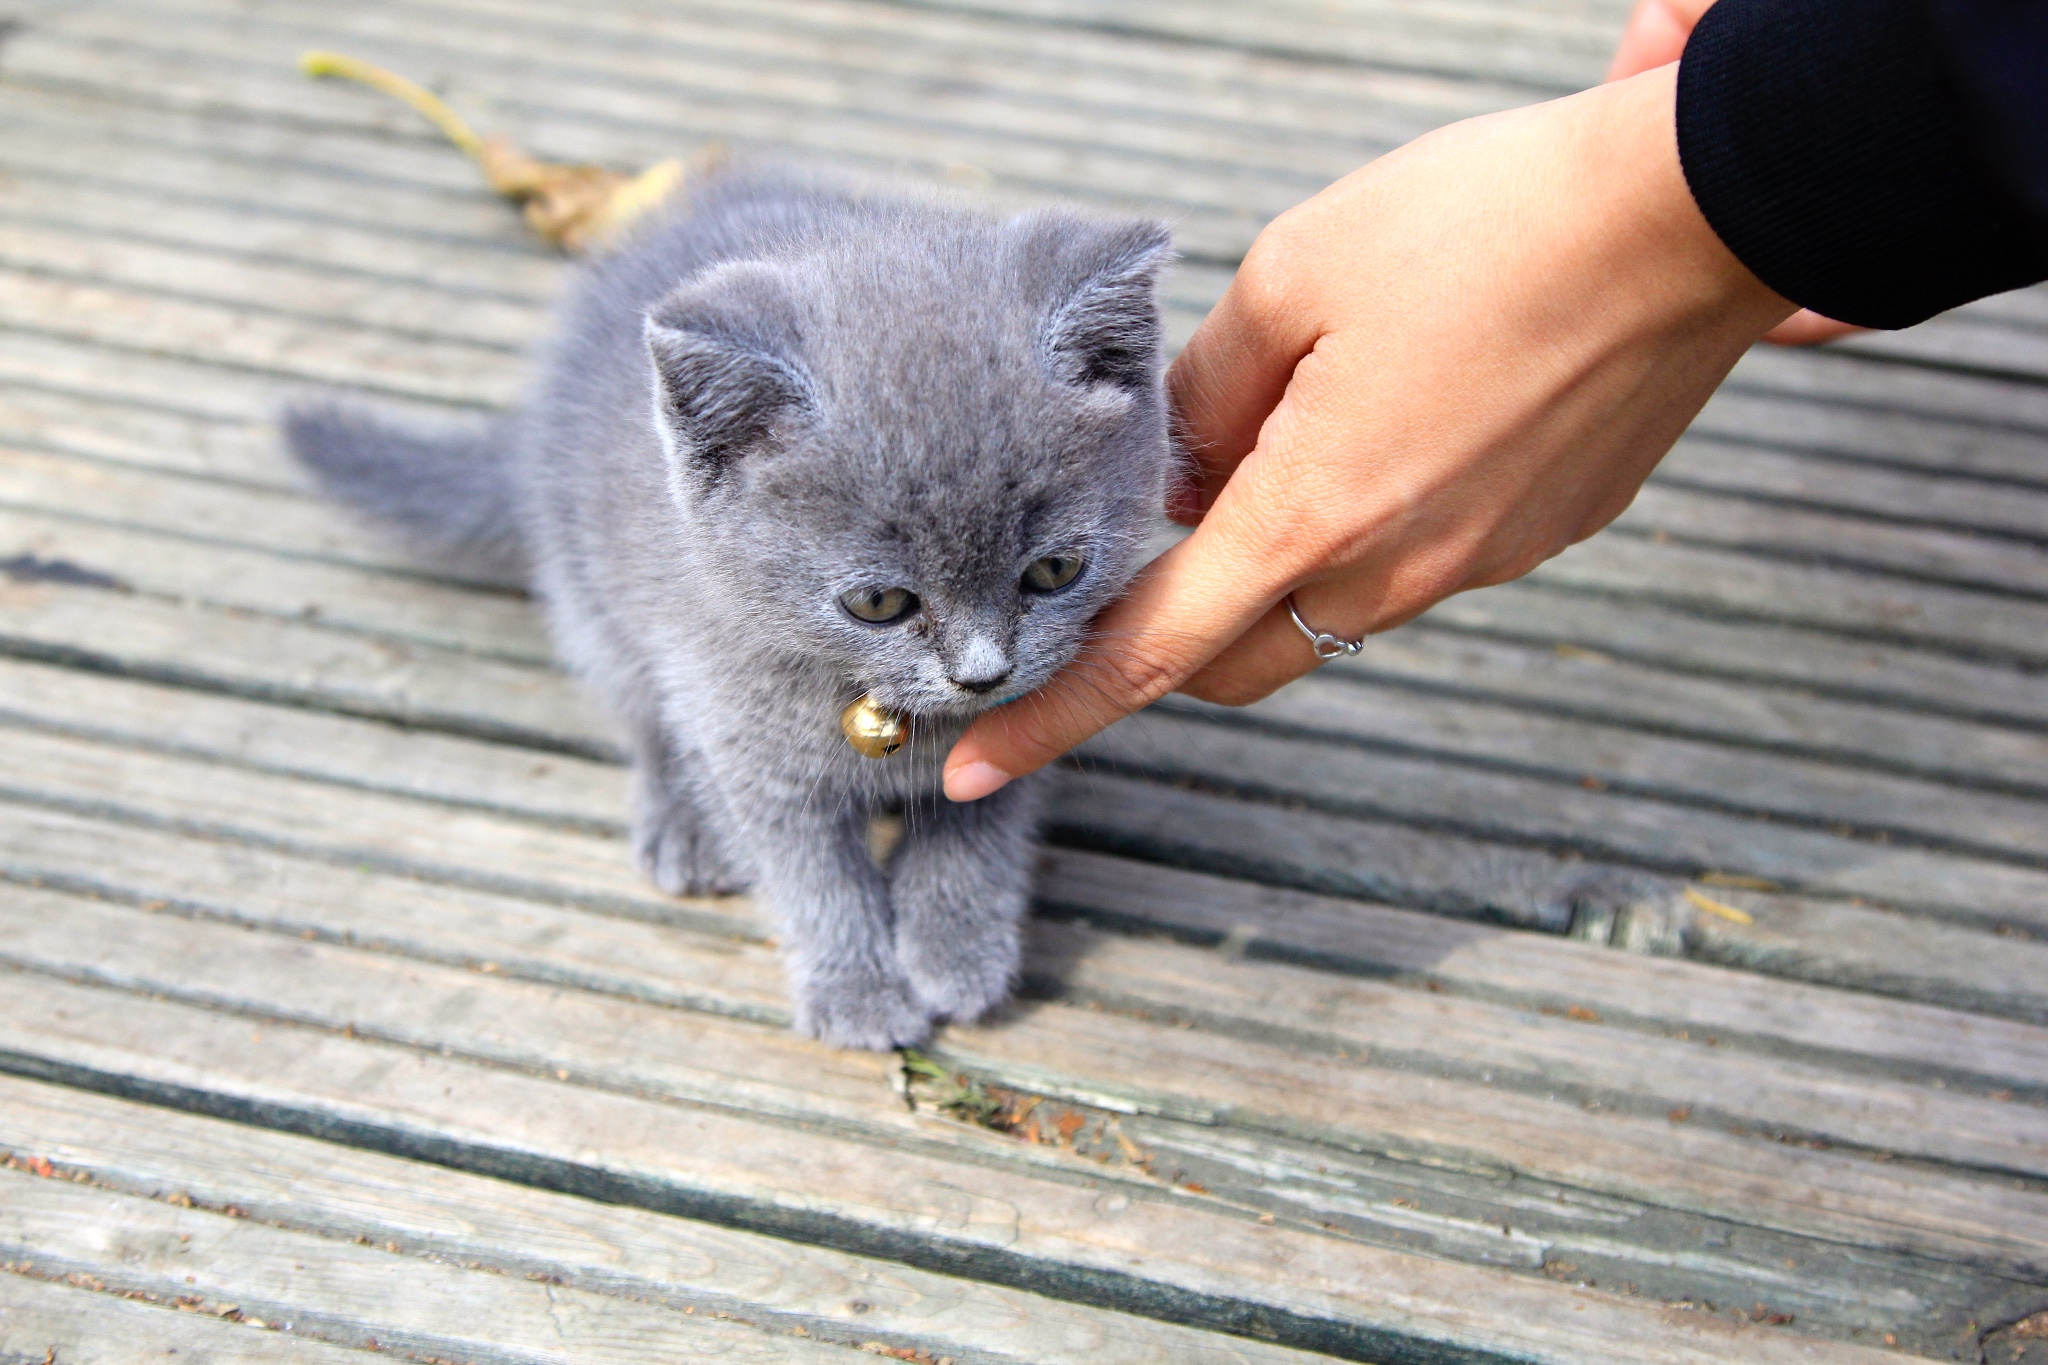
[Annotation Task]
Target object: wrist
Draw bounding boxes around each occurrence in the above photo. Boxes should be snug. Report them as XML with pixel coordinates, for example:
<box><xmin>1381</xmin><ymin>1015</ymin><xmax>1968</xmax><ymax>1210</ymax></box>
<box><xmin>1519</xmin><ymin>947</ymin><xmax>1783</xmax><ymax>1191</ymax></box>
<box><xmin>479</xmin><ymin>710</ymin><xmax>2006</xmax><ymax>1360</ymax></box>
<box><xmin>1553</xmin><ymin>64</ymin><xmax>1794</xmax><ymax>338</ymax></box>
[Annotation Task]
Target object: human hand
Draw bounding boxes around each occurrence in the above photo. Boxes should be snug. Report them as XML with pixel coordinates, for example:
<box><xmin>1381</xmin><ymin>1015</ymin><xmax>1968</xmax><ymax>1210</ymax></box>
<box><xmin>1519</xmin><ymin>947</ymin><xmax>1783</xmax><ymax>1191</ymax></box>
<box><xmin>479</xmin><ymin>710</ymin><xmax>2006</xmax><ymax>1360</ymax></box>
<box><xmin>942</xmin><ymin>64</ymin><xmax>1792</xmax><ymax>803</ymax></box>
<box><xmin>1607</xmin><ymin>0</ymin><xmax>1858</xmax><ymax>347</ymax></box>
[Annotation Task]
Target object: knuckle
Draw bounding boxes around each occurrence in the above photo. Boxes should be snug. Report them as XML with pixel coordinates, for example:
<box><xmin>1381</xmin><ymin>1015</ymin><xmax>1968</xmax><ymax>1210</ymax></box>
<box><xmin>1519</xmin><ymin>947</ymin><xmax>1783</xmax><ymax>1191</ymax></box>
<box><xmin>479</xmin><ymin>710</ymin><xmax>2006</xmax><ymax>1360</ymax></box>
<box><xmin>1099</xmin><ymin>640</ymin><xmax>1194</xmax><ymax>712</ymax></box>
<box><xmin>1231</xmin><ymin>233</ymin><xmax>1305</xmax><ymax>317</ymax></box>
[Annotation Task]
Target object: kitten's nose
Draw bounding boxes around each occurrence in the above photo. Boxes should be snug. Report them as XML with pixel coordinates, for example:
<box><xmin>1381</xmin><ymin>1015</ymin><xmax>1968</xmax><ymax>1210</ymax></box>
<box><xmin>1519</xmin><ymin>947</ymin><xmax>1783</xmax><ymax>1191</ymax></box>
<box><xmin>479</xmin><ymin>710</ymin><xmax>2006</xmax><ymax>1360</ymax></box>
<box><xmin>949</xmin><ymin>635</ymin><xmax>1013</xmax><ymax>694</ymax></box>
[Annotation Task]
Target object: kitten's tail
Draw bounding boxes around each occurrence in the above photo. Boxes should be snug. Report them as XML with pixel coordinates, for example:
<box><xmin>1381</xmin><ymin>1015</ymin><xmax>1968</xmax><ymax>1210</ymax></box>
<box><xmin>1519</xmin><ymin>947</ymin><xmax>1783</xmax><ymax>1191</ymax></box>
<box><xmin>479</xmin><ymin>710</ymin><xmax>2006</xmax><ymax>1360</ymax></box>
<box><xmin>283</xmin><ymin>401</ymin><xmax>528</xmax><ymax>587</ymax></box>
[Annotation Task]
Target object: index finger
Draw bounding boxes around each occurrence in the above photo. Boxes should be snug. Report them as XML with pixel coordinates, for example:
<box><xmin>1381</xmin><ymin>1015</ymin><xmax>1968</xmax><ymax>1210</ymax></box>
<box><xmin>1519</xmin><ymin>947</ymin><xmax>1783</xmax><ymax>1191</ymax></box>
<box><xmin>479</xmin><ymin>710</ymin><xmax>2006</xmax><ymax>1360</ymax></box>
<box><xmin>940</xmin><ymin>511</ymin><xmax>1292</xmax><ymax>802</ymax></box>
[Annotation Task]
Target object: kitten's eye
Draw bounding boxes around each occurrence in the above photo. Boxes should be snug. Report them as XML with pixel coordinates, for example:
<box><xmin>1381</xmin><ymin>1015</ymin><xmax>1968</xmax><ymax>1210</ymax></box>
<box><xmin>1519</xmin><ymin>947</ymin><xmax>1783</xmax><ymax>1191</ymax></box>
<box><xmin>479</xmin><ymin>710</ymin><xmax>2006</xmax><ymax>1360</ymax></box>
<box><xmin>840</xmin><ymin>586</ymin><xmax>918</xmax><ymax>624</ymax></box>
<box><xmin>1021</xmin><ymin>555</ymin><xmax>1083</xmax><ymax>594</ymax></box>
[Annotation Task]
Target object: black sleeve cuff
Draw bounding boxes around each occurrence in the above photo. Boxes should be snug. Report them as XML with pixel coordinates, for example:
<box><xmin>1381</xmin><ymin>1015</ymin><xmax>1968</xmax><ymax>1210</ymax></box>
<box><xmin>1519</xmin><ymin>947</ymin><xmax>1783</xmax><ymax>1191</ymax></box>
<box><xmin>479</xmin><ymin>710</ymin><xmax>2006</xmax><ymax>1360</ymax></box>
<box><xmin>1676</xmin><ymin>0</ymin><xmax>2048</xmax><ymax>330</ymax></box>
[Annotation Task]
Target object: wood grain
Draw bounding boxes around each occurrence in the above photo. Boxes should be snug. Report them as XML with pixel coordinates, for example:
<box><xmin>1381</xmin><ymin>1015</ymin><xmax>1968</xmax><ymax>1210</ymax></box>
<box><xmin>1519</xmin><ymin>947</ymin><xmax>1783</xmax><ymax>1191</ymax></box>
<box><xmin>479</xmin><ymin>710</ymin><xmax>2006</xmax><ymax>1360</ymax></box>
<box><xmin>0</xmin><ymin>1075</ymin><xmax>1339</xmax><ymax>1365</ymax></box>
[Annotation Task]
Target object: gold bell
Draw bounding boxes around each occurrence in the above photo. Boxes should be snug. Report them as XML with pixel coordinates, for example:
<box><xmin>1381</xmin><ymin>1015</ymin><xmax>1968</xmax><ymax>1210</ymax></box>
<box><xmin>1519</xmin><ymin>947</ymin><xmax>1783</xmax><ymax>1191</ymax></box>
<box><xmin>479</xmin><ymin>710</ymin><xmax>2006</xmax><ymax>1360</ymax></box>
<box><xmin>840</xmin><ymin>694</ymin><xmax>910</xmax><ymax>759</ymax></box>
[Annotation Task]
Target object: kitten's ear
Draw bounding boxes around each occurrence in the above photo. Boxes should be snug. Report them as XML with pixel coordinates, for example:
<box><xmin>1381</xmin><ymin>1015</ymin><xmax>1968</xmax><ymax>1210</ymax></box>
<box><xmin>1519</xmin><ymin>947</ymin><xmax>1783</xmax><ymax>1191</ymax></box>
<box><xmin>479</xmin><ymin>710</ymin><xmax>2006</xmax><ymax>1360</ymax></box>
<box><xmin>1026</xmin><ymin>218</ymin><xmax>1173</xmax><ymax>392</ymax></box>
<box><xmin>644</xmin><ymin>262</ymin><xmax>814</xmax><ymax>479</ymax></box>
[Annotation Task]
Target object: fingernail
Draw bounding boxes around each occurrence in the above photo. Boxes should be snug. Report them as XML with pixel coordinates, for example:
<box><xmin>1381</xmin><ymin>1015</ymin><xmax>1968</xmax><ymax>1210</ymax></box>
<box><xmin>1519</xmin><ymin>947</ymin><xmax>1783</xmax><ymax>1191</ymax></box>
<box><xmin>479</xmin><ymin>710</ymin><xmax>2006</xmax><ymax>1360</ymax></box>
<box><xmin>945</xmin><ymin>760</ymin><xmax>1012</xmax><ymax>803</ymax></box>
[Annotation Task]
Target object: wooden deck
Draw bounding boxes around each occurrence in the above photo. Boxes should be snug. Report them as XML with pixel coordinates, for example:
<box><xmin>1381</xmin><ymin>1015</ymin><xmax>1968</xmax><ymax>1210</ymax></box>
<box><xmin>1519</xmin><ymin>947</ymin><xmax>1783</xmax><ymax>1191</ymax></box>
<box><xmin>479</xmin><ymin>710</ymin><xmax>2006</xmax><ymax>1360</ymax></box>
<box><xmin>2</xmin><ymin>0</ymin><xmax>2047</xmax><ymax>1360</ymax></box>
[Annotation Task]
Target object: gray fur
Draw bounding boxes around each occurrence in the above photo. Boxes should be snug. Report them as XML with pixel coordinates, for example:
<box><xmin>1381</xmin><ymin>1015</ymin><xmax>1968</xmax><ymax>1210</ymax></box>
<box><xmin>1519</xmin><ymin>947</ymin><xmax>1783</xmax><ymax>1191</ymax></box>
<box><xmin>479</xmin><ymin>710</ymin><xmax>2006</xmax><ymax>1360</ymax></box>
<box><xmin>282</xmin><ymin>405</ymin><xmax>527</xmax><ymax>587</ymax></box>
<box><xmin>287</xmin><ymin>166</ymin><xmax>1173</xmax><ymax>1049</ymax></box>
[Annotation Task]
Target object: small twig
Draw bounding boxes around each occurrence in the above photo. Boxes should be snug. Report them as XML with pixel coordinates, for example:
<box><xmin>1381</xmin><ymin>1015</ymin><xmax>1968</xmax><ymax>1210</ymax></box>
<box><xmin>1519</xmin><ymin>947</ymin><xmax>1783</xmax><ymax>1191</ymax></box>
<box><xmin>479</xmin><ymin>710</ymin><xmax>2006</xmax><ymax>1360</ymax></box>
<box><xmin>299</xmin><ymin>50</ymin><xmax>691</xmax><ymax>253</ymax></box>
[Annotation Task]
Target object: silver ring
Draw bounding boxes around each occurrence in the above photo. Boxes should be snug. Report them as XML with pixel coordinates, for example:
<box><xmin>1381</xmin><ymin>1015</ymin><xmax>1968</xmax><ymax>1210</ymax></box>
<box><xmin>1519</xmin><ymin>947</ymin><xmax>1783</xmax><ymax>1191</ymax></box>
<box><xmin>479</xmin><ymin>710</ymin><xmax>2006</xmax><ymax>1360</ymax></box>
<box><xmin>1287</xmin><ymin>593</ymin><xmax>1365</xmax><ymax>661</ymax></box>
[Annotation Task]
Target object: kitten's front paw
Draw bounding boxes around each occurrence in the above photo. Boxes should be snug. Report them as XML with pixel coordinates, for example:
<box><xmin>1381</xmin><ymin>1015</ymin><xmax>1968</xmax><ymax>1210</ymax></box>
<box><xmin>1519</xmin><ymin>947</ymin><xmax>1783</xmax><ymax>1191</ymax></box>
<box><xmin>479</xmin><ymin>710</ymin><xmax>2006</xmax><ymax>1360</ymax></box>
<box><xmin>632</xmin><ymin>801</ymin><xmax>750</xmax><ymax>897</ymax></box>
<box><xmin>793</xmin><ymin>970</ymin><xmax>934</xmax><ymax>1051</ymax></box>
<box><xmin>898</xmin><ymin>929</ymin><xmax>1020</xmax><ymax>1024</ymax></box>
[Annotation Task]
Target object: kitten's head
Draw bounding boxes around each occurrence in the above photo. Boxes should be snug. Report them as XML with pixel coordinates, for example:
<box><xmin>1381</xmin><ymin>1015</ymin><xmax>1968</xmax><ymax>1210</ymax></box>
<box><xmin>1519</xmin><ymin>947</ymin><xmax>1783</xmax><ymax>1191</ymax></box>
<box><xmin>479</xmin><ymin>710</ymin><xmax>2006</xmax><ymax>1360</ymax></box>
<box><xmin>644</xmin><ymin>201</ymin><xmax>1173</xmax><ymax>719</ymax></box>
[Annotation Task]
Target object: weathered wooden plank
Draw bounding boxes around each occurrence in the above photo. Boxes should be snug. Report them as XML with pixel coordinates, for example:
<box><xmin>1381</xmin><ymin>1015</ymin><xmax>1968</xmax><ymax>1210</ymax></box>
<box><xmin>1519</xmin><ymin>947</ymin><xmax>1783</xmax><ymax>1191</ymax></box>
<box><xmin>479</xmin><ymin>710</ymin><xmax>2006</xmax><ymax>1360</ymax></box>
<box><xmin>1730</xmin><ymin>343</ymin><xmax>2048</xmax><ymax>436</ymax></box>
<box><xmin>319</xmin><ymin>0</ymin><xmax>1524</xmax><ymax>130</ymax></box>
<box><xmin>1836</xmin><ymin>310</ymin><xmax>2048</xmax><ymax>385</ymax></box>
<box><xmin>0</xmin><ymin>655</ymin><xmax>620</xmax><ymax>827</ymax></box>
<box><xmin>1425</xmin><ymin>582</ymin><xmax>2048</xmax><ymax>730</ymax></box>
<box><xmin>1080</xmin><ymin>717</ymin><xmax>2048</xmax><ymax>929</ymax></box>
<box><xmin>0</xmin><ymin>576</ymin><xmax>610</xmax><ymax>750</ymax></box>
<box><xmin>0</xmin><ymin>736</ymin><xmax>2031</xmax><ymax>1227</ymax></box>
<box><xmin>0</xmin><ymin>1167</ymin><xmax>870</xmax><ymax>1363</ymax></box>
<box><xmin>1621</xmin><ymin>483</ymin><xmax>2048</xmax><ymax>598</ymax></box>
<box><xmin>0</xmin><ymin>893</ymin><xmax>2030</xmax><ymax>1351</ymax></box>
<box><xmin>24</xmin><ymin>877</ymin><xmax>2048</xmax><ymax>1199</ymax></box>
<box><xmin>0</xmin><ymin>504</ymin><xmax>552</xmax><ymax>660</ymax></box>
<box><xmin>1530</xmin><ymin>532</ymin><xmax>2048</xmax><ymax>668</ymax></box>
<box><xmin>4</xmin><ymin>1069</ymin><xmax>2012</xmax><ymax>1362</ymax></box>
<box><xmin>64</xmin><ymin>0</ymin><xmax>1532</xmax><ymax>167</ymax></box>
<box><xmin>0</xmin><ymin>444</ymin><xmax>450</xmax><ymax>579</ymax></box>
<box><xmin>21</xmin><ymin>0</ymin><xmax>2046</xmax><ymax>404</ymax></box>
<box><xmin>42</xmin><ymin>0</ymin><xmax>2047</xmax><ymax>401</ymax></box>
<box><xmin>869</xmin><ymin>0</ymin><xmax>1622</xmax><ymax>90</ymax></box>
<box><xmin>4</xmin><ymin>26</ymin><xmax>1335</xmax><ymax>238</ymax></box>
<box><xmin>1012</xmin><ymin>918</ymin><xmax>2048</xmax><ymax>1175</ymax></box>
<box><xmin>1037</xmin><ymin>847</ymin><xmax>2048</xmax><ymax>1074</ymax></box>
<box><xmin>0</xmin><ymin>267</ymin><xmax>519</xmax><ymax>406</ymax></box>
<box><xmin>12</xmin><ymin>81</ymin><xmax>2031</xmax><ymax>431</ymax></box>
<box><xmin>1657</xmin><ymin>436</ymin><xmax>2048</xmax><ymax>542</ymax></box>
<box><xmin>0</xmin><ymin>327</ymin><xmax>330</xmax><ymax>429</ymax></box>
<box><xmin>0</xmin><ymin>973</ymin><xmax>1898</xmax><ymax>1365</ymax></box>
<box><xmin>0</xmin><ymin>1076</ymin><xmax>1341</xmax><ymax>1365</ymax></box>
<box><xmin>928</xmin><ymin>1011</ymin><xmax>2044</xmax><ymax>1354</ymax></box>
<box><xmin>0</xmin><ymin>722</ymin><xmax>649</xmax><ymax>903</ymax></box>
<box><xmin>1330</xmin><ymin>629</ymin><xmax>2048</xmax><ymax>795</ymax></box>
<box><xmin>1691</xmin><ymin>386</ymin><xmax>2048</xmax><ymax>488</ymax></box>
<box><xmin>4</xmin><ymin>699</ymin><xmax>2031</xmax><ymax>1236</ymax></box>
<box><xmin>4</xmin><ymin>818</ymin><xmax>2031</xmax><ymax>1350</ymax></box>
<box><xmin>1214</xmin><ymin>677</ymin><xmax>2048</xmax><ymax>862</ymax></box>
<box><xmin>0</xmin><ymin>166</ymin><xmax>561</xmax><ymax>301</ymax></box>
<box><xmin>0</xmin><ymin>1269</ymin><xmax>382</xmax><ymax>1365</ymax></box>
<box><xmin>0</xmin><ymin>380</ymin><xmax>291</xmax><ymax>487</ymax></box>
<box><xmin>0</xmin><ymin>215</ymin><xmax>547</xmax><ymax>350</ymax></box>
<box><xmin>0</xmin><ymin>95</ymin><xmax>545</xmax><ymax>248</ymax></box>
<box><xmin>1679</xmin><ymin>887</ymin><xmax>2048</xmax><ymax>1023</ymax></box>
<box><xmin>1107</xmin><ymin>809</ymin><xmax>2048</xmax><ymax>1027</ymax></box>
<box><xmin>15</xmin><ymin>770</ymin><xmax>2043</xmax><ymax>1100</ymax></box>
<box><xmin>69</xmin><ymin>0</ymin><xmax>1437</xmax><ymax>181</ymax></box>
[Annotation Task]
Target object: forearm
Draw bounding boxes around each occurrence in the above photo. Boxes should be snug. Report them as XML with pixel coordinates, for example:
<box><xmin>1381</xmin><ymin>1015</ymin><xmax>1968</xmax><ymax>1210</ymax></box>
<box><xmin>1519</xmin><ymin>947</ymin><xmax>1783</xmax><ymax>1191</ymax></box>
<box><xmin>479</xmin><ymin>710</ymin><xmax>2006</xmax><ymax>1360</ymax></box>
<box><xmin>1678</xmin><ymin>0</ymin><xmax>2048</xmax><ymax>329</ymax></box>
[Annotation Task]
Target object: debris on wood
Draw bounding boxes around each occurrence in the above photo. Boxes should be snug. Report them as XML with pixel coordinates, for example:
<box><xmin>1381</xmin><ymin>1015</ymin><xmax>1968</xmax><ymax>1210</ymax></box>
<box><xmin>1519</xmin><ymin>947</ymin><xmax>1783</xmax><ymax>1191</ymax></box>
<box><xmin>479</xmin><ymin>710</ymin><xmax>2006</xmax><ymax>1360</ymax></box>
<box><xmin>1684</xmin><ymin>887</ymin><xmax>1755</xmax><ymax>925</ymax></box>
<box><xmin>2011</xmin><ymin>1311</ymin><xmax>2048</xmax><ymax>1339</ymax></box>
<box><xmin>300</xmin><ymin>50</ymin><xmax>691</xmax><ymax>254</ymax></box>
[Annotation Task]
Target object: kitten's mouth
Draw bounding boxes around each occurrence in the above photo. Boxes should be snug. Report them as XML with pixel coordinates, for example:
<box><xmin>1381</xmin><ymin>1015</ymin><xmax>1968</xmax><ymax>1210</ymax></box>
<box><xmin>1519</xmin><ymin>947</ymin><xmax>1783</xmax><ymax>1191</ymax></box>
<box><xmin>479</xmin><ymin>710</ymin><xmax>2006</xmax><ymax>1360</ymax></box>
<box><xmin>864</xmin><ymin>684</ymin><xmax>1027</xmax><ymax>720</ymax></box>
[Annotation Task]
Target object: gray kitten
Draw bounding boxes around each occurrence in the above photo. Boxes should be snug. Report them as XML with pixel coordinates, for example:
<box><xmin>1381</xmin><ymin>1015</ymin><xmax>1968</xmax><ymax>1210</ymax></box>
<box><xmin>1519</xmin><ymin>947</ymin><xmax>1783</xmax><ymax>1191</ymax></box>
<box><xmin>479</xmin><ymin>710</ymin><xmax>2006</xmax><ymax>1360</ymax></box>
<box><xmin>286</xmin><ymin>166</ymin><xmax>1172</xmax><ymax>1049</ymax></box>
